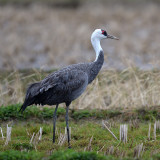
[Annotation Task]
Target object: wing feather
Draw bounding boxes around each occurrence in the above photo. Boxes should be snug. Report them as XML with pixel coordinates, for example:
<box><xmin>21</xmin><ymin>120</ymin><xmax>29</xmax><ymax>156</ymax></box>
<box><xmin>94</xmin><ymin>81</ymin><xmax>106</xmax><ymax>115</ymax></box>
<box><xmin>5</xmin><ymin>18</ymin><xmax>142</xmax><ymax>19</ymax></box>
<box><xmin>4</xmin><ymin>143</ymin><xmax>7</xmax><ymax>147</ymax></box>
<box><xmin>27</xmin><ymin>67</ymin><xmax>88</xmax><ymax>98</ymax></box>
<box><xmin>20</xmin><ymin>65</ymin><xmax>89</xmax><ymax>111</ymax></box>
<box><xmin>40</xmin><ymin>68</ymin><xmax>88</xmax><ymax>94</ymax></box>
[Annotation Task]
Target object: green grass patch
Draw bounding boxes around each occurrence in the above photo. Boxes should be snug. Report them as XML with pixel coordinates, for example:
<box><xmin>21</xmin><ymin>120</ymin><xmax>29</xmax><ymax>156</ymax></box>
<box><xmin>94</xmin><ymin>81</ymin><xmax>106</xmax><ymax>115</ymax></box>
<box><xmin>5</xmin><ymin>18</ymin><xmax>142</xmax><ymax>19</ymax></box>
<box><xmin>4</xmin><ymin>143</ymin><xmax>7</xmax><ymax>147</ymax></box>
<box><xmin>0</xmin><ymin>104</ymin><xmax>66</xmax><ymax>121</ymax></box>
<box><xmin>0</xmin><ymin>150</ymin><xmax>43</xmax><ymax>160</ymax></box>
<box><xmin>12</xmin><ymin>142</ymin><xmax>34</xmax><ymax>151</ymax></box>
<box><xmin>49</xmin><ymin>150</ymin><xmax>110</xmax><ymax>160</ymax></box>
<box><xmin>0</xmin><ymin>104</ymin><xmax>160</xmax><ymax>122</ymax></box>
<box><xmin>136</xmin><ymin>108</ymin><xmax>160</xmax><ymax>121</ymax></box>
<box><xmin>1</xmin><ymin>150</ymin><xmax>160</xmax><ymax>160</ymax></box>
<box><xmin>0</xmin><ymin>120</ymin><xmax>160</xmax><ymax>159</ymax></box>
<box><xmin>1</xmin><ymin>150</ymin><xmax>159</xmax><ymax>160</ymax></box>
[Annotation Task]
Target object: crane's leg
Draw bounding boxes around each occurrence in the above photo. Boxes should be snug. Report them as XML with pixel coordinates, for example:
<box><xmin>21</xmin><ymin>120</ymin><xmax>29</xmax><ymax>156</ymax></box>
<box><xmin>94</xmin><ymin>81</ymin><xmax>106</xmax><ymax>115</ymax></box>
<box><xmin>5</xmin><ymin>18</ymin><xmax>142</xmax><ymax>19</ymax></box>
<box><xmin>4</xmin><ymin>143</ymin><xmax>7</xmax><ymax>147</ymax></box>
<box><xmin>65</xmin><ymin>103</ymin><xmax>71</xmax><ymax>148</ymax></box>
<box><xmin>53</xmin><ymin>104</ymin><xmax>59</xmax><ymax>143</ymax></box>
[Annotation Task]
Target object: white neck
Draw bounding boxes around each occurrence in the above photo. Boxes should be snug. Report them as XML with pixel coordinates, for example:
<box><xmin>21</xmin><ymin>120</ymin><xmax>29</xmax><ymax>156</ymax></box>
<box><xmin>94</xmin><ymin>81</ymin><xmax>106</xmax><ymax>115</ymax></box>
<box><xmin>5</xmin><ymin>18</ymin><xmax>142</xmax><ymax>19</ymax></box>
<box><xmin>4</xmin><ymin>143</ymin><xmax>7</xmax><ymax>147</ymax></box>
<box><xmin>91</xmin><ymin>38</ymin><xmax>103</xmax><ymax>61</ymax></box>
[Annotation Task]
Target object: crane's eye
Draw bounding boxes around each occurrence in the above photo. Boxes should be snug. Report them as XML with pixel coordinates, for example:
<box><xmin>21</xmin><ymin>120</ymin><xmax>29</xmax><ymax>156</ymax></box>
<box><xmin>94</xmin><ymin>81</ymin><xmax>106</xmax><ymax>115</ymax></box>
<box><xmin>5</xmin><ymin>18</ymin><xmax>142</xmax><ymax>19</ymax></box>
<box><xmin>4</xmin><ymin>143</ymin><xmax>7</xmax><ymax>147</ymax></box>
<box><xmin>101</xmin><ymin>30</ymin><xmax>107</xmax><ymax>36</ymax></box>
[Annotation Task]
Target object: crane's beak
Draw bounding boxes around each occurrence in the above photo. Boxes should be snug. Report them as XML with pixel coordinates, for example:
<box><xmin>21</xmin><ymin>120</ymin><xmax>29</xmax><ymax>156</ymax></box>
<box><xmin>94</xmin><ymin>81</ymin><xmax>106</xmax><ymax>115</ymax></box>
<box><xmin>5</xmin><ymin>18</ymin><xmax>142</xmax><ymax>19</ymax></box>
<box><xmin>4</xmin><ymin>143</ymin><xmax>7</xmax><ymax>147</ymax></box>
<box><xmin>107</xmin><ymin>34</ymin><xmax>119</xmax><ymax>40</ymax></box>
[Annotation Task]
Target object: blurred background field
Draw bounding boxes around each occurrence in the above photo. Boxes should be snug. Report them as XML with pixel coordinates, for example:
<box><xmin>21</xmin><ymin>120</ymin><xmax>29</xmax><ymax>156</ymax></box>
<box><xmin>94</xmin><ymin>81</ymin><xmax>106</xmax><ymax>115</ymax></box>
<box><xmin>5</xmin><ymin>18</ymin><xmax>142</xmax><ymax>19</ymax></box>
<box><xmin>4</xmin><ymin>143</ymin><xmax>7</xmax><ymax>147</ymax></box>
<box><xmin>0</xmin><ymin>0</ymin><xmax>160</xmax><ymax>70</ymax></box>
<box><xmin>0</xmin><ymin>1</ymin><xmax>160</xmax><ymax>159</ymax></box>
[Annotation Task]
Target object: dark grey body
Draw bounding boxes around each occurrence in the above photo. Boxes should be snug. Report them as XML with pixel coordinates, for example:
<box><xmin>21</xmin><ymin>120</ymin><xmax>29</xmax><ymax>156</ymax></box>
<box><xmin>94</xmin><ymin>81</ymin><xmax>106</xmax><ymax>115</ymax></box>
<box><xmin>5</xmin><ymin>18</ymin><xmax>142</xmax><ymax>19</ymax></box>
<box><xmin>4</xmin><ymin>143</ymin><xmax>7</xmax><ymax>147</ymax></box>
<box><xmin>20</xmin><ymin>50</ymin><xmax>104</xmax><ymax>147</ymax></box>
<box><xmin>20</xmin><ymin>51</ymin><xmax>104</xmax><ymax>111</ymax></box>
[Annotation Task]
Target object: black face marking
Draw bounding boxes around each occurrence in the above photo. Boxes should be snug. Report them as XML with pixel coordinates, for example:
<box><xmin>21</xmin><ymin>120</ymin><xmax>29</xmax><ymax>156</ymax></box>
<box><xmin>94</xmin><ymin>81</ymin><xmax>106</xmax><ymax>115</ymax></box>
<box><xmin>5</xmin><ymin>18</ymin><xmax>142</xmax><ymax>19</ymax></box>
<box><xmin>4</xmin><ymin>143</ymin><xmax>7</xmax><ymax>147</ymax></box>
<box><xmin>101</xmin><ymin>30</ymin><xmax>107</xmax><ymax>36</ymax></box>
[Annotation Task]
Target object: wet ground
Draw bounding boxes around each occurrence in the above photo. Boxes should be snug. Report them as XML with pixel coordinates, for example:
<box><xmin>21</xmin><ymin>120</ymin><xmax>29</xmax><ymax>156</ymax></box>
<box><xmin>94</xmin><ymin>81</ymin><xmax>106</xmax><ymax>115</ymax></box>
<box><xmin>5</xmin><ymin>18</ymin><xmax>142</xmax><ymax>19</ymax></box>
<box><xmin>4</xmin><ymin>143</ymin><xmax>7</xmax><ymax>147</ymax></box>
<box><xmin>0</xmin><ymin>2</ymin><xmax>160</xmax><ymax>70</ymax></box>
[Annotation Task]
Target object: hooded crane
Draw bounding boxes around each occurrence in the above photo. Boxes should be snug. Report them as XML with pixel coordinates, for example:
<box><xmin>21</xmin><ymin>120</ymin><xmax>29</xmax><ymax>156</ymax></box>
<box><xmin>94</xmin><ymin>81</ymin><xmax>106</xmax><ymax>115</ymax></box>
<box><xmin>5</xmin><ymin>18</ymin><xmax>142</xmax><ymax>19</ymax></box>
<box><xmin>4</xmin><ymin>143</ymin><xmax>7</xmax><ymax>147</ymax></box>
<box><xmin>20</xmin><ymin>29</ymin><xmax>119</xmax><ymax>148</ymax></box>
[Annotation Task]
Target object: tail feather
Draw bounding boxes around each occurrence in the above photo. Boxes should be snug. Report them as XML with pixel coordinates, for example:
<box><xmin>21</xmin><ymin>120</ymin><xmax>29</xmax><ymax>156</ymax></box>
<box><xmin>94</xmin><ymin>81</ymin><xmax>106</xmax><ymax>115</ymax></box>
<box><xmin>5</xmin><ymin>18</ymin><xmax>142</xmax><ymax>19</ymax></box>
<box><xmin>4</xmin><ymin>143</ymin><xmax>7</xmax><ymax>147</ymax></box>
<box><xmin>19</xmin><ymin>99</ymin><xmax>32</xmax><ymax>113</ymax></box>
<box><xmin>20</xmin><ymin>82</ymin><xmax>40</xmax><ymax>113</ymax></box>
<box><xmin>19</xmin><ymin>103</ymin><xmax>27</xmax><ymax>113</ymax></box>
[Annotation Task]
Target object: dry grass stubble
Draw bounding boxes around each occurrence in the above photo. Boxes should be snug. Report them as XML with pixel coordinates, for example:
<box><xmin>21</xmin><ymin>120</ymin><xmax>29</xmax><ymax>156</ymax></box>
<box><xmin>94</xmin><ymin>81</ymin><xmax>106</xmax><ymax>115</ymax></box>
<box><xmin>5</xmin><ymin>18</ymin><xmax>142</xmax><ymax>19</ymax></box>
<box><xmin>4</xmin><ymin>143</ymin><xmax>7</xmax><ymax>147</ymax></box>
<box><xmin>0</xmin><ymin>68</ymin><xmax>160</xmax><ymax>110</ymax></box>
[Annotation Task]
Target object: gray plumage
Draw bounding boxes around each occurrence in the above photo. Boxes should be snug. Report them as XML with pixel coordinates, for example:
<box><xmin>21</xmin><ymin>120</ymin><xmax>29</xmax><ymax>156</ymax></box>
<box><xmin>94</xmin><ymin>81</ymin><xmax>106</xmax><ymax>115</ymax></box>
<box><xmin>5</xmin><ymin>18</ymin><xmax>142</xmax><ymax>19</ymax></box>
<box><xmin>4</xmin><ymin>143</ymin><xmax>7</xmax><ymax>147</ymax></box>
<box><xmin>19</xmin><ymin>29</ymin><xmax>118</xmax><ymax>148</ymax></box>
<box><xmin>20</xmin><ymin>51</ymin><xmax>104</xmax><ymax>111</ymax></box>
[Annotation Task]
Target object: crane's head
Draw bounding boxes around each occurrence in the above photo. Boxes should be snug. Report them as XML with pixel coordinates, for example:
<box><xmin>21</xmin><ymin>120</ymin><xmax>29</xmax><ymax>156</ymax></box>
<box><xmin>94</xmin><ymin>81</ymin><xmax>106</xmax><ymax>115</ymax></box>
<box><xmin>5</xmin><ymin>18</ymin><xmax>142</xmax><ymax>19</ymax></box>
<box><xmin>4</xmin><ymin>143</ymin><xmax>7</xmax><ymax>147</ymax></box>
<box><xmin>91</xmin><ymin>29</ymin><xmax>119</xmax><ymax>41</ymax></box>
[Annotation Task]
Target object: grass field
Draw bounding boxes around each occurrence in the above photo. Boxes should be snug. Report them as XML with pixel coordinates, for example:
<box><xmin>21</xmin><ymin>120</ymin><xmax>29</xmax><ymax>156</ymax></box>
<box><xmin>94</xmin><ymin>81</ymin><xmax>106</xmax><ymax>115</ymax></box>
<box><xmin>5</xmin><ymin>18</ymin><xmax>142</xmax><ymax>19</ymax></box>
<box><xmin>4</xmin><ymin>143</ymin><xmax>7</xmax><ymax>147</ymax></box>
<box><xmin>0</xmin><ymin>104</ymin><xmax>160</xmax><ymax>159</ymax></box>
<box><xmin>0</xmin><ymin>0</ymin><xmax>160</xmax><ymax>159</ymax></box>
<box><xmin>0</xmin><ymin>69</ymin><xmax>160</xmax><ymax>159</ymax></box>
